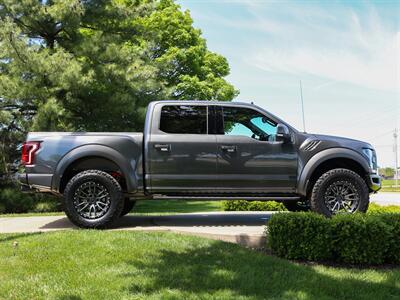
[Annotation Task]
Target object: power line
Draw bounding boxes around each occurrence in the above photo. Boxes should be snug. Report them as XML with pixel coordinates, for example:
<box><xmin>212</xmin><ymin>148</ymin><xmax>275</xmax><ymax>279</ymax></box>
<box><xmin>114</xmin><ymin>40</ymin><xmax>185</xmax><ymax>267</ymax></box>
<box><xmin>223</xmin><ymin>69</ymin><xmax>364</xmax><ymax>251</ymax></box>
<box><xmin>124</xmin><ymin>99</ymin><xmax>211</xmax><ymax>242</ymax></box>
<box><xmin>369</xmin><ymin>130</ymin><xmax>397</xmax><ymax>140</ymax></box>
<box><xmin>335</xmin><ymin>104</ymin><xmax>398</xmax><ymax>130</ymax></box>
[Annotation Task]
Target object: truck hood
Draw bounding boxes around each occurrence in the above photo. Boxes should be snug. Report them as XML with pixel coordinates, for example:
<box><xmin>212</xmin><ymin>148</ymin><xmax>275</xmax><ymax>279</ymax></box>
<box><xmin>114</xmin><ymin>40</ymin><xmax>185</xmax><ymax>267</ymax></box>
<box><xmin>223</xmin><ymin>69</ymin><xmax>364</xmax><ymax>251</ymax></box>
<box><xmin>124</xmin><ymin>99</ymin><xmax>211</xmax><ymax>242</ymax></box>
<box><xmin>310</xmin><ymin>133</ymin><xmax>374</xmax><ymax>149</ymax></box>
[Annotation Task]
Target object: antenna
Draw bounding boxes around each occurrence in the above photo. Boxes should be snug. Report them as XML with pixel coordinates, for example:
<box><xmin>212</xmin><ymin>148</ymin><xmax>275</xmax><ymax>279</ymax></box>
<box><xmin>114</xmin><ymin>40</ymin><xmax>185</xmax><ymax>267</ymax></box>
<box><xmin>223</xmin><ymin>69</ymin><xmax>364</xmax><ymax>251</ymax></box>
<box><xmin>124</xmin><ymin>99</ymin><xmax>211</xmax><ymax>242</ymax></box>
<box><xmin>299</xmin><ymin>80</ymin><xmax>306</xmax><ymax>132</ymax></box>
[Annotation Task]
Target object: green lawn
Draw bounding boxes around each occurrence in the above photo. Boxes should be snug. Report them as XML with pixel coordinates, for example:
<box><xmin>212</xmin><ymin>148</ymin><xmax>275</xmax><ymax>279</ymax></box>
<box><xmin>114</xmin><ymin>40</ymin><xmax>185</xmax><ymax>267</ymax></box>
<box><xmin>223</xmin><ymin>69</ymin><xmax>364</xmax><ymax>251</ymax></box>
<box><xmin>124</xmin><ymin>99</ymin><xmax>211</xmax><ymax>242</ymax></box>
<box><xmin>0</xmin><ymin>200</ymin><xmax>224</xmax><ymax>217</ymax></box>
<box><xmin>382</xmin><ymin>179</ymin><xmax>400</xmax><ymax>192</ymax></box>
<box><xmin>0</xmin><ymin>231</ymin><xmax>399</xmax><ymax>300</ymax></box>
<box><xmin>135</xmin><ymin>200</ymin><xmax>224</xmax><ymax>213</ymax></box>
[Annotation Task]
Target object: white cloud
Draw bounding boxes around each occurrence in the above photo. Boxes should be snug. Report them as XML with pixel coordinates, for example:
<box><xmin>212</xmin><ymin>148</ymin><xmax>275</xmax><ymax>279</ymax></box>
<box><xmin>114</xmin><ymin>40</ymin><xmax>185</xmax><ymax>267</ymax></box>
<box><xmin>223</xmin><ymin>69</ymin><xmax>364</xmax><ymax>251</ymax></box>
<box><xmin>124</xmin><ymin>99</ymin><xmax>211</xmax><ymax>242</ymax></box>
<box><xmin>249</xmin><ymin>33</ymin><xmax>398</xmax><ymax>91</ymax></box>
<box><xmin>242</xmin><ymin>5</ymin><xmax>400</xmax><ymax>92</ymax></box>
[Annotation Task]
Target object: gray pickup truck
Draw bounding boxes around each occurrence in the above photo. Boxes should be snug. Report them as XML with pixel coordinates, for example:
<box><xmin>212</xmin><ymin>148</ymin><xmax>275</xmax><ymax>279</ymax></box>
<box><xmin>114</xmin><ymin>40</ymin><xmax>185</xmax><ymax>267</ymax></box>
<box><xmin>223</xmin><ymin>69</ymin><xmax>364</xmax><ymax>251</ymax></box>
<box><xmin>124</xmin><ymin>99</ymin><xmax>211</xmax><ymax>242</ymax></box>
<box><xmin>19</xmin><ymin>100</ymin><xmax>381</xmax><ymax>228</ymax></box>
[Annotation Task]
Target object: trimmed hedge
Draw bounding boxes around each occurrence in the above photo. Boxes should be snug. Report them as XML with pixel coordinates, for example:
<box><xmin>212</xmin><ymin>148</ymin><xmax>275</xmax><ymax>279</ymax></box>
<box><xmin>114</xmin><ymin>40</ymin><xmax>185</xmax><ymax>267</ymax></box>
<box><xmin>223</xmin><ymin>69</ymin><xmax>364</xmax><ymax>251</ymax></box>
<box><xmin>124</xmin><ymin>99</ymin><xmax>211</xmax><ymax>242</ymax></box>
<box><xmin>223</xmin><ymin>200</ymin><xmax>286</xmax><ymax>211</ymax></box>
<box><xmin>332</xmin><ymin>214</ymin><xmax>391</xmax><ymax>264</ymax></box>
<box><xmin>267</xmin><ymin>213</ymin><xmax>333</xmax><ymax>261</ymax></box>
<box><xmin>267</xmin><ymin>212</ymin><xmax>400</xmax><ymax>265</ymax></box>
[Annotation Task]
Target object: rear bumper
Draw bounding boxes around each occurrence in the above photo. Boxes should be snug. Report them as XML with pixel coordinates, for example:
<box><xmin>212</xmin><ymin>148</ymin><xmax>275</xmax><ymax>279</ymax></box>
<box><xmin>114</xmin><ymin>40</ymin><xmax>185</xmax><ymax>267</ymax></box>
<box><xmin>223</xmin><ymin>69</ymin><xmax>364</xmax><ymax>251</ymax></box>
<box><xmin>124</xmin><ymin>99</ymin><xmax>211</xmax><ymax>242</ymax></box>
<box><xmin>18</xmin><ymin>173</ymin><xmax>53</xmax><ymax>193</ymax></box>
<box><xmin>367</xmin><ymin>174</ymin><xmax>381</xmax><ymax>192</ymax></box>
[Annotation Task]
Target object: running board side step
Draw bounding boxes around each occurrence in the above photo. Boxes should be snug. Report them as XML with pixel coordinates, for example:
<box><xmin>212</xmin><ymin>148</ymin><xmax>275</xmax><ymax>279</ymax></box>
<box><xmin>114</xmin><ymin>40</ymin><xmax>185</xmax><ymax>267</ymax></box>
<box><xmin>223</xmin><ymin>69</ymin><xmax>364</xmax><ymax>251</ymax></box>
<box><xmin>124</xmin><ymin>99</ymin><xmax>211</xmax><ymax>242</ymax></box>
<box><xmin>151</xmin><ymin>195</ymin><xmax>301</xmax><ymax>201</ymax></box>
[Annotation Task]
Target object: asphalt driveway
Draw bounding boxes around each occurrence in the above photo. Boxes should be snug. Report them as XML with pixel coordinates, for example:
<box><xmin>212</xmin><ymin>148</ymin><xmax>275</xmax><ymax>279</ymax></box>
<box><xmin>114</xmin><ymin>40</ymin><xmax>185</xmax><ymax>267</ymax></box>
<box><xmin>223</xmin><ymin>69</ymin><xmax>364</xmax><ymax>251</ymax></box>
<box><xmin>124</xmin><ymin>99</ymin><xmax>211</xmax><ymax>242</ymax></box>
<box><xmin>370</xmin><ymin>192</ymin><xmax>400</xmax><ymax>206</ymax></box>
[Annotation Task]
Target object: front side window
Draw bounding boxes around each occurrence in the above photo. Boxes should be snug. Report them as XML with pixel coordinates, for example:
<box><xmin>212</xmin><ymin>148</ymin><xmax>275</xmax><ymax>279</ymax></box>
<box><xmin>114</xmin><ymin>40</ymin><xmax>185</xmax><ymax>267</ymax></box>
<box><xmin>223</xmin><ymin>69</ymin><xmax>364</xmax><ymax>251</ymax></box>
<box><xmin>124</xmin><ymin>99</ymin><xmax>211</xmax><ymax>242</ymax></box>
<box><xmin>160</xmin><ymin>105</ymin><xmax>207</xmax><ymax>134</ymax></box>
<box><xmin>222</xmin><ymin>106</ymin><xmax>277</xmax><ymax>141</ymax></box>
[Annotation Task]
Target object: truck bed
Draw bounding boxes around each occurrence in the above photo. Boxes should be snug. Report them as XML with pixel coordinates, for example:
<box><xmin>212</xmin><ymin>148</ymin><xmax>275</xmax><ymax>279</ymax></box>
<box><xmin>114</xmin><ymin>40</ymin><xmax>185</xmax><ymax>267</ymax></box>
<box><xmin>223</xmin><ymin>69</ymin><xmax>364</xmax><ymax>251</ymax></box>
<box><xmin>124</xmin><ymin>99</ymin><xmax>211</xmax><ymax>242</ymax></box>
<box><xmin>22</xmin><ymin>132</ymin><xmax>144</xmax><ymax>192</ymax></box>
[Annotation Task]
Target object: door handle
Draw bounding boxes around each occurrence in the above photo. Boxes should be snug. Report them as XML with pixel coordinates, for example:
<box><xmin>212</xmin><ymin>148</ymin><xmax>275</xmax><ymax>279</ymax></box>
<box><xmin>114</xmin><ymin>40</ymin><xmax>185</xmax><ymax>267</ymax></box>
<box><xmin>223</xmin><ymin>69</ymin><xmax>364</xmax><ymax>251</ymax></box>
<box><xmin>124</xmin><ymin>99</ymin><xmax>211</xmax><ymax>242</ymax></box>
<box><xmin>154</xmin><ymin>144</ymin><xmax>171</xmax><ymax>152</ymax></box>
<box><xmin>220</xmin><ymin>145</ymin><xmax>237</xmax><ymax>153</ymax></box>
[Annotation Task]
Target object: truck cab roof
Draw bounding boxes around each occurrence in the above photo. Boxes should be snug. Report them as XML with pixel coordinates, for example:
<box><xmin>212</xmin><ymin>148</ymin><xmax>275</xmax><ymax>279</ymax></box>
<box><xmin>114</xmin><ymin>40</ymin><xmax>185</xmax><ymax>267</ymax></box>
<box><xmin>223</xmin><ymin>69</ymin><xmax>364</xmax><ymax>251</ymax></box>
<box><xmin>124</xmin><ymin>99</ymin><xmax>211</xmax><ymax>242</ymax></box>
<box><xmin>150</xmin><ymin>100</ymin><xmax>255</xmax><ymax>106</ymax></box>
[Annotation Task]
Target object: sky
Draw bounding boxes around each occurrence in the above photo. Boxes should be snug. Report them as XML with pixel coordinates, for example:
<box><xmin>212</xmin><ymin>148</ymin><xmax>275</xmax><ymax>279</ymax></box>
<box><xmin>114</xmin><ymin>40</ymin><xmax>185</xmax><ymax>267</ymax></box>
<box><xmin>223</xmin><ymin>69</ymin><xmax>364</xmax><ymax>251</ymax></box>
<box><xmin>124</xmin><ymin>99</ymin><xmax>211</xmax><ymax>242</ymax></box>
<box><xmin>178</xmin><ymin>0</ymin><xmax>400</xmax><ymax>168</ymax></box>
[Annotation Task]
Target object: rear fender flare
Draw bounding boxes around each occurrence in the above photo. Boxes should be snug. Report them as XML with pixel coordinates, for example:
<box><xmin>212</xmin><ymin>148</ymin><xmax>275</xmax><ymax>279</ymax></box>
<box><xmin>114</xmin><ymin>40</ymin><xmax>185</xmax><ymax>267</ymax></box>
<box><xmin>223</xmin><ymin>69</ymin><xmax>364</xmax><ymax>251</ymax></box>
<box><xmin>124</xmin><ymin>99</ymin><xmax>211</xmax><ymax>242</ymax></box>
<box><xmin>52</xmin><ymin>144</ymin><xmax>138</xmax><ymax>193</ymax></box>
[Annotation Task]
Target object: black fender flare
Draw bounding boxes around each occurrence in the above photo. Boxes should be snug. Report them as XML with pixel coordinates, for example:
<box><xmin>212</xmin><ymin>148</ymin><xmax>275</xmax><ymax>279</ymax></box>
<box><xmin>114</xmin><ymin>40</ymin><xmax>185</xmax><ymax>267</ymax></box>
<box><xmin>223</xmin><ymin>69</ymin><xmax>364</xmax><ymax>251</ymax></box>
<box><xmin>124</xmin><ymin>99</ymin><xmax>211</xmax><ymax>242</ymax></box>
<box><xmin>297</xmin><ymin>148</ymin><xmax>370</xmax><ymax>196</ymax></box>
<box><xmin>52</xmin><ymin>144</ymin><xmax>139</xmax><ymax>193</ymax></box>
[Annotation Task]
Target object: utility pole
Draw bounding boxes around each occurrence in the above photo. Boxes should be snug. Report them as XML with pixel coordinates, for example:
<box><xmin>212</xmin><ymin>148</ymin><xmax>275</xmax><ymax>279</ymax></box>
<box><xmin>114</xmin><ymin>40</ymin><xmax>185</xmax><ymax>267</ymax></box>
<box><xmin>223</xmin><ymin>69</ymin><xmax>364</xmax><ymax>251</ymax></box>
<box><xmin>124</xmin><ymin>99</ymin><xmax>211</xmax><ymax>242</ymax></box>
<box><xmin>395</xmin><ymin>128</ymin><xmax>399</xmax><ymax>187</ymax></box>
<box><xmin>299</xmin><ymin>80</ymin><xmax>306</xmax><ymax>133</ymax></box>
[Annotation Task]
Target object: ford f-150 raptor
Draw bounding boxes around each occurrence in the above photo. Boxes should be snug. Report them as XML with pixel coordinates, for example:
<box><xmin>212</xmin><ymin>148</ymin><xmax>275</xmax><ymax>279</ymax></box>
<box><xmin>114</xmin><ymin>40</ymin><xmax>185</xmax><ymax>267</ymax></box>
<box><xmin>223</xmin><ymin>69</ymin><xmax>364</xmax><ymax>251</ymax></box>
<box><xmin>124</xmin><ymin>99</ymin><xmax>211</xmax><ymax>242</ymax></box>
<box><xmin>18</xmin><ymin>101</ymin><xmax>381</xmax><ymax>228</ymax></box>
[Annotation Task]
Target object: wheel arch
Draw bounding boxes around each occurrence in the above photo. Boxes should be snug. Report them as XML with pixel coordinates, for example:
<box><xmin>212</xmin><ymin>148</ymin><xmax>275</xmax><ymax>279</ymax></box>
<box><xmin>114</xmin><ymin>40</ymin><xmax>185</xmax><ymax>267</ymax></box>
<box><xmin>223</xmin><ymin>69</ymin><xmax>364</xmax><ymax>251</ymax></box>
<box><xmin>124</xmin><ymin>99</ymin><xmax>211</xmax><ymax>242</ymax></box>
<box><xmin>298</xmin><ymin>148</ymin><xmax>370</xmax><ymax>197</ymax></box>
<box><xmin>53</xmin><ymin>145</ymin><xmax>138</xmax><ymax>194</ymax></box>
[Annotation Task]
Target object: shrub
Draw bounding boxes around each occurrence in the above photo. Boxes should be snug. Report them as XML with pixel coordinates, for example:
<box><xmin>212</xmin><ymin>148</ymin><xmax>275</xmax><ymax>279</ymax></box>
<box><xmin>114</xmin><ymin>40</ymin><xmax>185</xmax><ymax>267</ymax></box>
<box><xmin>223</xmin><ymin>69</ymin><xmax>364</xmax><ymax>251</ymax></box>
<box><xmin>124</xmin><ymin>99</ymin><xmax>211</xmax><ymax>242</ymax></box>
<box><xmin>267</xmin><ymin>212</ymin><xmax>400</xmax><ymax>265</ymax></box>
<box><xmin>0</xmin><ymin>185</ymin><xmax>61</xmax><ymax>214</ymax></box>
<box><xmin>33</xmin><ymin>201</ymin><xmax>60</xmax><ymax>213</ymax></box>
<box><xmin>223</xmin><ymin>200</ymin><xmax>286</xmax><ymax>211</ymax></box>
<box><xmin>379</xmin><ymin>214</ymin><xmax>400</xmax><ymax>264</ymax></box>
<box><xmin>332</xmin><ymin>214</ymin><xmax>390</xmax><ymax>264</ymax></box>
<box><xmin>0</xmin><ymin>188</ymin><xmax>35</xmax><ymax>213</ymax></box>
<box><xmin>267</xmin><ymin>212</ymin><xmax>333</xmax><ymax>261</ymax></box>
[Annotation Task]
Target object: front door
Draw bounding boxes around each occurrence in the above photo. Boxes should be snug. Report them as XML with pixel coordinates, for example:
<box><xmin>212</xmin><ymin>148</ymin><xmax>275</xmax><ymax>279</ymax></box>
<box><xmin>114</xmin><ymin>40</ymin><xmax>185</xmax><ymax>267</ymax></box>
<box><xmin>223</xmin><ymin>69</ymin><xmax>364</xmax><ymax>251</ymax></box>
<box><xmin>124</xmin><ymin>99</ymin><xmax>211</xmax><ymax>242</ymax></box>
<box><xmin>147</xmin><ymin>104</ymin><xmax>217</xmax><ymax>194</ymax></box>
<box><xmin>214</xmin><ymin>105</ymin><xmax>298</xmax><ymax>194</ymax></box>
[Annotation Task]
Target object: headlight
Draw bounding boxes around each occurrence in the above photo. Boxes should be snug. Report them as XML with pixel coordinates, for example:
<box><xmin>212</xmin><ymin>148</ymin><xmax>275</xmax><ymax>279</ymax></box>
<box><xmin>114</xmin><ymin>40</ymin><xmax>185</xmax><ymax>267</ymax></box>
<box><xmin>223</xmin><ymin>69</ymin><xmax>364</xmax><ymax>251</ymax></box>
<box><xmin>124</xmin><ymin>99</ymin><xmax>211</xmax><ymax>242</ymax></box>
<box><xmin>362</xmin><ymin>148</ymin><xmax>377</xmax><ymax>173</ymax></box>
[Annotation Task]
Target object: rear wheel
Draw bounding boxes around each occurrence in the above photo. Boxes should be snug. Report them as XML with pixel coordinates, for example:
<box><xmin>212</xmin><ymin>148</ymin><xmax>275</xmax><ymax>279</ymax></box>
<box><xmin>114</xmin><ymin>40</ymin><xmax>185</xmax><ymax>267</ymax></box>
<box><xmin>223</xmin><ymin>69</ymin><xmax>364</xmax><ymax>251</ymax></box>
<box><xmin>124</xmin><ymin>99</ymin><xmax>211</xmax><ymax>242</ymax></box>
<box><xmin>63</xmin><ymin>170</ymin><xmax>124</xmax><ymax>228</ymax></box>
<box><xmin>120</xmin><ymin>198</ymin><xmax>136</xmax><ymax>217</ymax></box>
<box><xmin>310</xmin><ymin>168</ymin><xmax>369</xmax><ymax>217</ymax></box>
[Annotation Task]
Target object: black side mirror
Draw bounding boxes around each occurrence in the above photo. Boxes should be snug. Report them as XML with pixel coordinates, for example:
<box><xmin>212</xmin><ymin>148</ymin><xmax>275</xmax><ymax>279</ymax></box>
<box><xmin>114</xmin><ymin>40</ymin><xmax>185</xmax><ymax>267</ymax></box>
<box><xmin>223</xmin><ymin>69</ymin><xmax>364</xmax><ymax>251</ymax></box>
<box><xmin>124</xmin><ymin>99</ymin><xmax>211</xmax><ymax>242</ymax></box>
<box><xmin>276</xmin><ymin>124</ymin><xmax>291</xmax><ymax>143</ymax></box>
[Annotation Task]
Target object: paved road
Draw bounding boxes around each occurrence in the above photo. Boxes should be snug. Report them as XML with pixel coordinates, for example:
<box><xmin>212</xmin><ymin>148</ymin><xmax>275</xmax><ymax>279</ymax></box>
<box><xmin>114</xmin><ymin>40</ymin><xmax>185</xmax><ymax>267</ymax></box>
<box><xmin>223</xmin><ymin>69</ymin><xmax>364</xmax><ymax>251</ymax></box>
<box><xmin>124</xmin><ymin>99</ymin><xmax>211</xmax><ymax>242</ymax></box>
<box><xmin>370</xmin><ymin>192</ymin><xmax>400</xmax><ymax>206</ymax></box>
<box><xmin>0</xmin><ymin>212</ymin><xmax>273</xmax><ymax>247</ymax></box>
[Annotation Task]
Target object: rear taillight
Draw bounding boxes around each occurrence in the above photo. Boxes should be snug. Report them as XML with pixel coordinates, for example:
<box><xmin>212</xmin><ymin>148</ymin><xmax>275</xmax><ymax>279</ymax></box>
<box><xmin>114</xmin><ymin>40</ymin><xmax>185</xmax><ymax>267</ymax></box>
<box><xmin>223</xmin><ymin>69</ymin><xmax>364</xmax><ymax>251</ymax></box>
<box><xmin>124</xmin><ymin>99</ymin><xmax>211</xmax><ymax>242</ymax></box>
<box><xmin>21</xmin><ymin>141</ymin><xmax>40</xmax><ymax>165</ymax></box>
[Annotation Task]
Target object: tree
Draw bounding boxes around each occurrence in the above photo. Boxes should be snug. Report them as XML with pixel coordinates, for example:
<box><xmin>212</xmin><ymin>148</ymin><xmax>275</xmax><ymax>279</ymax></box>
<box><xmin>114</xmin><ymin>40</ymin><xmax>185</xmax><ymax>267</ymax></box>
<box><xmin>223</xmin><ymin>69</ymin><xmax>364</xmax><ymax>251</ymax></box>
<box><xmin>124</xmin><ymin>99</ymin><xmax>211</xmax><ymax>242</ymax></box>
<box><xmin>0</xmin><ymin>0</ymin><xmax>238</xmax><ymax>177</ymax></box>
<box><xmin>379</xmin><ymin>167</ymin><xmax>395</xmax><ymax>179</ymax></box>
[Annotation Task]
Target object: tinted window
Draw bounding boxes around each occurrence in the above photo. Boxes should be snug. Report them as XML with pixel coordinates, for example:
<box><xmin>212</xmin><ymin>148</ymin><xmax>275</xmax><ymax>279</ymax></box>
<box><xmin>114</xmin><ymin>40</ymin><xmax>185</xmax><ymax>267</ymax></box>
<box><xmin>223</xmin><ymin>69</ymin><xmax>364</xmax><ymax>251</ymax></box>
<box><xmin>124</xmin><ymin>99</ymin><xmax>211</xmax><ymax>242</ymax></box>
<box><xmin>222</xmin><ymin>107</ymin><xmax>277</xmax><ymax>141</ymax></box>
<box><xmin>160</xmin><ymin>105</ymin><xmax>207</xmax><ymax>134</ymax></box>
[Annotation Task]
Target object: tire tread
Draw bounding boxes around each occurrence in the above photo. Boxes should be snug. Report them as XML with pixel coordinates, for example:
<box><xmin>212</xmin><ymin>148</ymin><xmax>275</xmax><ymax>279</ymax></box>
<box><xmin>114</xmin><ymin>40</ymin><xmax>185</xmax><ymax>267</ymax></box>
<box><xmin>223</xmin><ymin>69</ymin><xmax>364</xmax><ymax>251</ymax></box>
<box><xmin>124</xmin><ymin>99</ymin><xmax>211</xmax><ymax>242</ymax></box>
<box><xmin>310</xmin><ymin>168</ymin><xmax>369</xmax><ymax>216</ymax></box>
<box><xmin>63</xmin><ymin>170</ymin><xmax>124</xmax><ymax>229</ymax></box>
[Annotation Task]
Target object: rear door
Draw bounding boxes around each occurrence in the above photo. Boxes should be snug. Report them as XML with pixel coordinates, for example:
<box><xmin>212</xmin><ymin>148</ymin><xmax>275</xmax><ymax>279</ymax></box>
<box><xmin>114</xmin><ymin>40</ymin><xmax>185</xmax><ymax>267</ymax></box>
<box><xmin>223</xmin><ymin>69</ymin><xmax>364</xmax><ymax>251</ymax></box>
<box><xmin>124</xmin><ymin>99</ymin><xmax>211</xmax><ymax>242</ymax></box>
<box><xmin>147</xmin><ymin>103</ymin><xmax>217</xmax><ymax>193</ymax></box>
<box><xmin>214</xmin><ymin>105</ymin><xmax>298</xmax><ymax>194</ymax></box>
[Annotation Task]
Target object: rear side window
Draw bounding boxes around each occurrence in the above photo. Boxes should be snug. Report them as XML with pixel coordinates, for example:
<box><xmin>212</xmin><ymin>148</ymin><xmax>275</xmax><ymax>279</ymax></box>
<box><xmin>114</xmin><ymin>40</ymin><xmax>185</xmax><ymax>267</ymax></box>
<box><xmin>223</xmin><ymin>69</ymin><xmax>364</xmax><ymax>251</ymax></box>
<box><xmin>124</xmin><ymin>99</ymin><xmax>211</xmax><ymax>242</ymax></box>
<box><xmin>160</xmin><ymin>105</ymin><xmax>207</xmax><ymax>134</ymax></box>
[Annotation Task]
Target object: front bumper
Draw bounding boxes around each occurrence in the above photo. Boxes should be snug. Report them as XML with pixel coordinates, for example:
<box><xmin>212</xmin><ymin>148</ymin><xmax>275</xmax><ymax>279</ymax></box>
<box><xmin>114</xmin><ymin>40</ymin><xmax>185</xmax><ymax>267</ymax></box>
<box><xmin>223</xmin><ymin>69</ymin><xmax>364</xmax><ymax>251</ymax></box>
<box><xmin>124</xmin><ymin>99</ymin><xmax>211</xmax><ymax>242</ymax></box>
<box><xmin>368</xmin><ymin>174</ymin><xmax>381</xmax><ymax>192</ymax></box>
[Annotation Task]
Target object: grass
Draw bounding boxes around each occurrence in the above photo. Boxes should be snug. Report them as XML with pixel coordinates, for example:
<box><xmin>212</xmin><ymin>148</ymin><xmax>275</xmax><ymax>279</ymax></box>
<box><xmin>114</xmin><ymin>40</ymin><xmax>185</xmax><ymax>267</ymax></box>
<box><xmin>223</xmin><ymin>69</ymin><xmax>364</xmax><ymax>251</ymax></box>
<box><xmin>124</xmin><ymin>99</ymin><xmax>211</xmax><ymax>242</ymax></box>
<box><xmin>135</xmin><ymin>200</ymin><xmax>224</xmax><ymax>214</ymax></box>
<box><xmin>382</xmin><ymin>179</ymin><xmax>400</xmax><ymax>192</ymax></box>
<box><xmin>0</xmin><ymin>211</ymin><xmax>65</xmax><ymax>217</ymax></box>
<box><xmin>2</xmin><ymin>200</ymin><xmax>400</xmax><ymax>218</ymax></box>
<box><xmin>0</xmin><ymin>231</ymin><xmax>399</xmax><ymax>300</ymax></box>
<box><xmin>0</xmin><ymin>200</ymin><xmax>224</xmax><ymax>217</ymax></box>
<box><xmin>368</xmin><ymin>202</ymin><xmax>400</xmax><ymax>214</ymax></box>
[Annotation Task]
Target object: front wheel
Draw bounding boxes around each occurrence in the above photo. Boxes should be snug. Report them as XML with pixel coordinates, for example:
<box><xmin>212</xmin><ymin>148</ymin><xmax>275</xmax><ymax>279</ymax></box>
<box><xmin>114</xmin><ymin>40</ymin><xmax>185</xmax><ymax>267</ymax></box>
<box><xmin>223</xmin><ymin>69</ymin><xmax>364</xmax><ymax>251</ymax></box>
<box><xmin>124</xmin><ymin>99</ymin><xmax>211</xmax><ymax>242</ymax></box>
<box><xmin>310</xmin><ymin>168</ymin><xmax>369</xmax><ymax>217</ymax></box>
<box><xmin>63</xmin><ymin>170</ymin><xmax>124</xmax><ymax>228</ymax></box>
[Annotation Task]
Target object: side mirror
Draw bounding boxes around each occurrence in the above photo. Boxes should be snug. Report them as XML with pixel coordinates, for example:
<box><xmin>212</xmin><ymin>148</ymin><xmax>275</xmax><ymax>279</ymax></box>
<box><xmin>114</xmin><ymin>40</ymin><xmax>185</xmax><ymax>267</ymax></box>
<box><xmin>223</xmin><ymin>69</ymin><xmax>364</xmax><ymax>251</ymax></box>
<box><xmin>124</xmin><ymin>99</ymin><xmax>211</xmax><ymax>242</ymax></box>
<box><xmin>276</xmin><ymin>124</ymin><xmax>291</xmax><ymax>143</ymax></box>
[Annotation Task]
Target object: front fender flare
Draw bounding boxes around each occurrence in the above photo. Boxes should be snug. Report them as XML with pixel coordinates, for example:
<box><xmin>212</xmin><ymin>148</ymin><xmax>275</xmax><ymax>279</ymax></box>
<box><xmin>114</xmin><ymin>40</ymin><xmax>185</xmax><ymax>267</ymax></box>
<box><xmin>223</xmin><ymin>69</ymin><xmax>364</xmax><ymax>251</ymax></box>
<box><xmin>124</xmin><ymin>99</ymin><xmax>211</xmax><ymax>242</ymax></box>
<box><xmin>297</xmin><ymin>148</ymin><xmax>370</xmax><ymax>196</ymax></box>
<box><xmin>52</xmin><ymin>144</ymin><xmax>138</xmax><ymax>193</ymax></box>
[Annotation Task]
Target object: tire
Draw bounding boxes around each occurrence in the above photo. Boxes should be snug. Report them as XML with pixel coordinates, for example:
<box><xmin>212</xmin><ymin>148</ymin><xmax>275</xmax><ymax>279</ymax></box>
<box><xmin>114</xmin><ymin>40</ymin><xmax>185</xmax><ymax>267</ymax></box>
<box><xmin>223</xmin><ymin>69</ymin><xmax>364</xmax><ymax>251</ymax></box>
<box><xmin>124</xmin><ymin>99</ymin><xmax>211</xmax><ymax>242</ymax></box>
<box><xmin>310</xmin><ymin>168</ymin><xmax>369</xmax><ymax>217</ymax></box>
<box><xmin>282</xmin><ymin>200</ymin><xmax>310</xmax><ymax>212</ymax></box>
<box><xmin>63</xmin><ymin>170</ymin><xmax>124</xmax><ymax>229</ymax></box>
<box><xmin>120</xmin><ymin>198</ymin><xmax>136</xmax><ymax>217</ymax></box>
